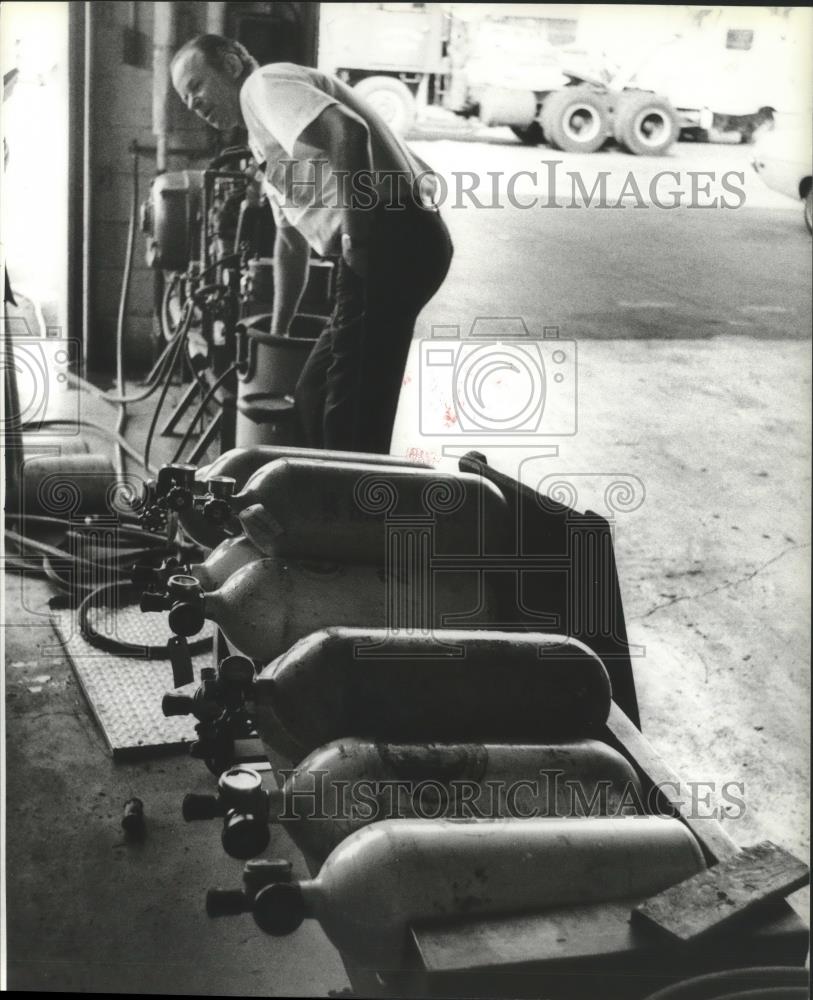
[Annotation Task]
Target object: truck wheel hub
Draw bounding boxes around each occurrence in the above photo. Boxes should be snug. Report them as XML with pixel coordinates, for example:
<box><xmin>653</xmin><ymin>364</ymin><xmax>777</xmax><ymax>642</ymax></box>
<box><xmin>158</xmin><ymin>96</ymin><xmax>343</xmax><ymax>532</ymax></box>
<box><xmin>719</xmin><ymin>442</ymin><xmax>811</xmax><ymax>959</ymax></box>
<box><xmin>634</xmin><ymin>110</ymin><xmax>669</xmax><ymax>146</ymax></box>
<box><xmin>563</xmin><ymin>105</ymin><xmax>601</xmax><ymax>143</ymax></box>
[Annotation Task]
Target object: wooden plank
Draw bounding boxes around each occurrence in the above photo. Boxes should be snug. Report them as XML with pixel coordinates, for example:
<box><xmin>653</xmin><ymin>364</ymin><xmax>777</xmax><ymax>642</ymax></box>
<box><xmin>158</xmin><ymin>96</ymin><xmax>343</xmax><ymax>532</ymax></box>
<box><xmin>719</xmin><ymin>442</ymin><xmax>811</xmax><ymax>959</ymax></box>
<box><xmin>632</xmin><ymin>841</ymin><xmax>809</xmax><ymax>943</ymax></box>
<box><xmin>604</xmin><ymin>702</ymin><xmax>740</xmax><ymax>864</ymax></box>
<box><xmin>411</xmin><ymin>898</ymin><xmax>650</xmax><ymax>973</ymax></box>
<box><xmin>409</xmin><ymin>898</ymin><xmax>809</xmax><ymax>975</ymax></box>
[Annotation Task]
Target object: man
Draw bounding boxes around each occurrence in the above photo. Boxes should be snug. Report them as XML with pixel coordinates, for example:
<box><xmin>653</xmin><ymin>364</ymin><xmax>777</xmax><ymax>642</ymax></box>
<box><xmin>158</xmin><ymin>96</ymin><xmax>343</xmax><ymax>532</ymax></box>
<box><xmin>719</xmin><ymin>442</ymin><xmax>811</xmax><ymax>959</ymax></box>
<box><xmin>171</xmin><ymin>34</ymin><xmax>453</xmax><ymax>454</ymax></box>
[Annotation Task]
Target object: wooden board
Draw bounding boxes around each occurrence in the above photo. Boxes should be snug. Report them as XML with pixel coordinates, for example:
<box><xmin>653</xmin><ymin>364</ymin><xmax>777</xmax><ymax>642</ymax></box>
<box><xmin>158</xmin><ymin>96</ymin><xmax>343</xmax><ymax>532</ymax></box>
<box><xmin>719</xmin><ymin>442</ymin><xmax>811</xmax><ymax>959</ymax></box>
<box><xmin>412</xmin><ymin>898</ymin><xmax>650</xmax><ymax>972</ymax></box>
<box><xmin>632</xmin><ymin>841</ymin><xmax>809</xmax><ymax>944</ymax></box>
<box><xmin>409</xmin><ymin>903</ymin><xmax>808</xmax><ymax>980</ymax></box>
<box><xmin>604</xmin><ymin>702</ymin><xmax>740</xmax><ymax>864</ymax></box>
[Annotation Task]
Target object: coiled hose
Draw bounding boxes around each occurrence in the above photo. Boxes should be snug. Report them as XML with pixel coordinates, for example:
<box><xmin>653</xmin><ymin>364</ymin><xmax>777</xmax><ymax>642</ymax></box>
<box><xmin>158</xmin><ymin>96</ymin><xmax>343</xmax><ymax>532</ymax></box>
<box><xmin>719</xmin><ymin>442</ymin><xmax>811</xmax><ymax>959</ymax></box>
<box><xmin>5</xmin><ymin>515</ymin><xmax>213</xmax><ymax>659</ymax></box>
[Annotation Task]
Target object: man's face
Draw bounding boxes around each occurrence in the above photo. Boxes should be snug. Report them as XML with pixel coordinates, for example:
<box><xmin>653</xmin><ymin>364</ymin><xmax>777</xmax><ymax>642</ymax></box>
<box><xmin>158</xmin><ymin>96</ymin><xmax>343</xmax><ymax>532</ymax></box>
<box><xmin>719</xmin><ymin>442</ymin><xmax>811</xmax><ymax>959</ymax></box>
<box><xmin>171</xmin><ymin>48</ymin><xmax>242</xmax><ymax>130</ymax></box>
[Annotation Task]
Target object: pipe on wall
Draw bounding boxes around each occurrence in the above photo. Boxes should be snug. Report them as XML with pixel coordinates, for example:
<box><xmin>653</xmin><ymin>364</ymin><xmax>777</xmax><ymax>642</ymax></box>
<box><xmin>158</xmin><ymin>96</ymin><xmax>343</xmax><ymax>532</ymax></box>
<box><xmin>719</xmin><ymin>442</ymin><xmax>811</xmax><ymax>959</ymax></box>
<box><xmin>67</xmin><ymin>2</ymin><xmax>87</xmax><ymax>375</ymax></box>
<box><xmin>82</xmin><ymin>0</ymin><xmax>94</xmax><ymax>373</ymax></box>
<box><xmin>152</xmin><ymin>1</ymin><xmax>177</xmax><ymax>174</ymax></box>
<box><xmin>206</xmin><ymin>3</ymin><xmax>227</xmax><ymax>36</ymax></box>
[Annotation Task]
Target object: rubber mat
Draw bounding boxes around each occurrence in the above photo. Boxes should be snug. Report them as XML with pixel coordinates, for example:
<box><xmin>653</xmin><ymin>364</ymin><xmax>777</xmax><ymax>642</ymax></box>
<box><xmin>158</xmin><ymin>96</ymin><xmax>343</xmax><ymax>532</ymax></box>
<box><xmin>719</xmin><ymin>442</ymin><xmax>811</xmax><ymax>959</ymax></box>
<box><xmin>50</xmin><ymin>598</ymin><xmax>216</xmax><ymax>759</ymax></box>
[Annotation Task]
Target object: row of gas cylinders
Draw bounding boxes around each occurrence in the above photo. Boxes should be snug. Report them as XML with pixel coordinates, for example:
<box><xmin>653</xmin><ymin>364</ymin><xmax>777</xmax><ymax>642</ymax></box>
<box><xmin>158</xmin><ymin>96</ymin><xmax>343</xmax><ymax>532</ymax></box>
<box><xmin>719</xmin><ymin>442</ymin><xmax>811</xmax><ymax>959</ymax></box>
<box><xmin>137</xmin><ymin>445</ymin><xmax>514</xmax><ymax>663</ymax></box>
<box><xmin>176</xmin><ymin>629</ymin><xmax>707</xmax><ymax>972</ymax></box>
<box><xmin>137</xmin><ymin>448</ymin><xmax>706</xmax><ymax>974</ymax></box>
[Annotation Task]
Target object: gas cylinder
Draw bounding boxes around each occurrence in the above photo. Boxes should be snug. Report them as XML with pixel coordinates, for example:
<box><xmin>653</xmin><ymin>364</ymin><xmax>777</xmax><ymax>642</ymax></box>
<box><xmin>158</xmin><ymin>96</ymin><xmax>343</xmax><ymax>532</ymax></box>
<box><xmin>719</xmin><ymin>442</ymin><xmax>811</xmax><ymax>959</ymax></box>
<box><xmin>233</xmin><ymin>739</ymin><xmax>644</xmax><ymax>868</ymax></box>
<box><xmin>195</xmin><ymin>445</ymin><xmax>430</xmax><ymax>491</ymax></box>
<box><xmin>149</xmin><ymin>447</ymin><xmax>431</xmax><ymax>548</ymax></box>
<box><xmin>251</xmin><ymin>816</ymin><xmax>706</xmax><ymax>969</ymax></box>
<box><xmin>218</xmin><ymin>459</ymin><xmax>510</xmax><ymax>561</ymax></box>
<box><xmin>138</xmin><ymin>536</ymin><xmax>265</xmax><ymax>595</ymax></box>
<box><xmin>168</xmin><ymin>561</ymin><xmax>497</xmax><ymax>664</ymax></box>
<box><xmin>188</xmin><ymin>535</ymin><xmax>263</xmax><ymax>591</ymax></box>
<box><xmin>249</xmin><ymin>628</ymin><xmax>613</xmax><ymax>764</ymax></box>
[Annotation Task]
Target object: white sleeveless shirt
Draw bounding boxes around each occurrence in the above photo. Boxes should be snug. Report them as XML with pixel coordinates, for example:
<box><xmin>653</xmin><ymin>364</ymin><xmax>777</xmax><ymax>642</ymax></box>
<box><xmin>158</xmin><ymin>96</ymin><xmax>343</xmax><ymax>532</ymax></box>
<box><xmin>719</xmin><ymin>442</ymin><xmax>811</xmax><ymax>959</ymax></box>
<box><xmin>240</xmin><ymin>63</ymin><xmax>437</xmax><ymax>256</ymax></box>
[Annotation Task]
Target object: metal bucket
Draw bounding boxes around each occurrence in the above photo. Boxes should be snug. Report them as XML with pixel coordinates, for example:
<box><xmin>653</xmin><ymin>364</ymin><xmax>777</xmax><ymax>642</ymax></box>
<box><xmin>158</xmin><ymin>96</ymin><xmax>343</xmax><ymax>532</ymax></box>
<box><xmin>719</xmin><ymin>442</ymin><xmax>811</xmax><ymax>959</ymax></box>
<box><xmin>235</xmin><ymin>315</ymin><xmax>322</xmax><ymax>448</ymax></box>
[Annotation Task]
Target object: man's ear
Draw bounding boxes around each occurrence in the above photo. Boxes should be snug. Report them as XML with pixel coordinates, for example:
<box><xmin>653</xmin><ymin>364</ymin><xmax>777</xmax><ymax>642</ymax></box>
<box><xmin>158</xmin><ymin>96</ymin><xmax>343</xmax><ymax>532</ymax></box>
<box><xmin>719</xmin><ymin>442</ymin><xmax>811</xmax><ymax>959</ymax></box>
<box><xmin>222</xmin><ymin>52</ymin><xmax>244</xmax><ymax>80</ymax></box>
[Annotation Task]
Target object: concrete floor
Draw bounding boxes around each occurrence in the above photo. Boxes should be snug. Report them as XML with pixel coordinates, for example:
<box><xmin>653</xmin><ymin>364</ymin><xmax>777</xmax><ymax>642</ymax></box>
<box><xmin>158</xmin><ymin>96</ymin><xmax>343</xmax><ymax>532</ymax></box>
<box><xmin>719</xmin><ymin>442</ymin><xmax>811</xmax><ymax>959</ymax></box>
<box><xmin>4</xmin><ymin>137</ymin><xmax>810</xmax><ymax>993</ymax></box>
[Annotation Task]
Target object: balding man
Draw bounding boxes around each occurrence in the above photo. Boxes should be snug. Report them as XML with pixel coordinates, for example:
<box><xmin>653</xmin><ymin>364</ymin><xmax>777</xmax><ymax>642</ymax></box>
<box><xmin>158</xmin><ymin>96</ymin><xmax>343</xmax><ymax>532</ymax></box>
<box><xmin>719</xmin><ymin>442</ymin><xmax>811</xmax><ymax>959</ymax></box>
<box><xmin>172</xmin><ymin>35</ymin><xmax>453</xmax><ymax>454</ymax></box>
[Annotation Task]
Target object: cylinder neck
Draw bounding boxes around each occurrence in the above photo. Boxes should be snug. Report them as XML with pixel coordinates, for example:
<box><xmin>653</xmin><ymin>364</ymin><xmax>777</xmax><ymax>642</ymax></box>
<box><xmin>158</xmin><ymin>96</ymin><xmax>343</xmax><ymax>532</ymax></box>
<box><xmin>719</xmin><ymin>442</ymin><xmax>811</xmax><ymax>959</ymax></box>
<box><xmin>266</xmin><ymin>788</ymin><xmax>285</xmax><ymax>821</ymax></box>
<box><xmin>166</xmin><ymin>573</ymin><xmax>203</xmax><ymax>601</ymax></box>
<box><xmin>297</xmin><ymin>879</ymin><xmax>320</xmax><ymax>918</ymax></box>
<box><xmin>237</xmin><ymin>503</ymin><xmax>282</xmax><ymax>555</ymax></box>
<box><xmin>200</xmin><ymin>590</ymin><xmax>220</xmax><ymax>624</ymax></box>
<box><xmin>191</xmin><ymin>564</ymin><xmax>212</xmax><ymax>590</ymax></box>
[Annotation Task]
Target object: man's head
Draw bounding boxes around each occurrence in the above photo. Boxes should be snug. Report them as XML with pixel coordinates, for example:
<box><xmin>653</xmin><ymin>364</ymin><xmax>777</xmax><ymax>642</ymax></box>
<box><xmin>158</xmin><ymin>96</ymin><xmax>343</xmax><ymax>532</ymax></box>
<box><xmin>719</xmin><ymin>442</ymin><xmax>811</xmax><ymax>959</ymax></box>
<box><xmin>171</xmin><ymin>35</ymin><xmax>258</xmax><ymax>130</ymax></box>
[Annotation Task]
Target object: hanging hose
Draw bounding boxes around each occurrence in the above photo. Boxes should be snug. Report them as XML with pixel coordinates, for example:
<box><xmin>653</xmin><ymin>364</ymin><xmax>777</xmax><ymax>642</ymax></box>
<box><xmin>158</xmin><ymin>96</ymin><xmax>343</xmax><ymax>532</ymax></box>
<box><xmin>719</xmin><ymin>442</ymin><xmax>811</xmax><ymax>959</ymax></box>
<box><xmin>160</xmin><ymin>271</ymin><xmax>190</xmax><ymax>343</ymax></box>
<box><xmin>64</xmin><ymin>324</ymin><xmax>183</xmax><ymax>407</ymax></box>
<box><xmin>6</xmin><ymin>513</ymin><xmax>168</xmax><ymax>543</ymax></box>
<box><xmin>4</xmin><ymin>527</ymin><xmax>136</xmax><ymax>573</ymax></box>
<box><xmin>195</xmin><ymin>253</ymin><xmax>240</xmax><ymax>282</ymax></box>
<box><xmin>63</xmin><ymin>315</ymin><xmax>182</xmax><ymax>415</ymax></box>
<box><xmin>42</xmin><ymin>549</ymin><xmax>171</xmax><ymax>594</ymax></box>
<box><xmin>26</xmin><ymin>417</ymin><xmax>156</xmax><ymax>473</ymax></box>
<box><xmin>112</xmin><ymin>147</ymin><xmax>141</xmax><ymax>477</ymax></box>
<box><xmin>170</xmin><ymin>362</ymin><xmax>238</xmax><ymax>465</ymax></box>
<box><xmin>141</xmin><ymin>281</ymin><xmax>234</xmax><ymax>470</ymax></box>
<box><xmin>142</xmin><ymin>298</ymin><xmax>195</xmax><ymax>474</ymax></box>
<box><xmin>7</xmin><ymin>526</ymin><xmax>134</xmax><ymax>586</ymax></box>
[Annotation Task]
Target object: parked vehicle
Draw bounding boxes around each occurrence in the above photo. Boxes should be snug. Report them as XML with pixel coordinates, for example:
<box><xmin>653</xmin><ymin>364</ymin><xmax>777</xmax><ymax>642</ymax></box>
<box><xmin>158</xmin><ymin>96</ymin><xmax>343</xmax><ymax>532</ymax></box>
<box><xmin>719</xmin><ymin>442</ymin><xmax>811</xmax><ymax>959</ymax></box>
<box><xmin>751</xmin><ymin>113</ymin><xmax>813</xmax><ymax>233</ymax></box>
<box><xmin>318</xmin><ymin>3</ymin><xmax>806</xmax><ymax>155</ymax></box>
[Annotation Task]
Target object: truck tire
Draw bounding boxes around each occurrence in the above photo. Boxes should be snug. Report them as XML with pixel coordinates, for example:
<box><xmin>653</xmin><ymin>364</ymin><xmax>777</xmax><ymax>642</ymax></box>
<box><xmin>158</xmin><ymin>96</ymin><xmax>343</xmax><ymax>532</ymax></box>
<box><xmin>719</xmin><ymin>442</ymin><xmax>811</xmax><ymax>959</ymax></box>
<box><xmin>540</xmin><ymin>87</ymin><xmax>610</xmax><ymax>153</ymax></box>
<box><xmin>613</xmin><ymin>91</ymin><xmax>679</xmax><ymax>156</ymax></box>
<box><xmin>353</xmin><ymin>76</ymin><xmax>416</xmax><ymax>135</ymax></box>
<box><xmin>511</xmin><ymin>122</ymin><xmax>545</xmax><ymax>146</ymax></box>
<box><xmin>804</xmin><ymin>188</ymin><xmax>812</xmax><ymax>235</ymax></box>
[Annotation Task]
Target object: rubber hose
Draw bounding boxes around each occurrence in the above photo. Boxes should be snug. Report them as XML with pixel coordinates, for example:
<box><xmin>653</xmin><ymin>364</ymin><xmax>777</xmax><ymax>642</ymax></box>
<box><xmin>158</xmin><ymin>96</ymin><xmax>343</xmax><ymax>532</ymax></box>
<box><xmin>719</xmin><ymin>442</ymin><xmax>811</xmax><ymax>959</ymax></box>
<box><xmin>7</xmin><ymin>514</ymin><xmax>168</xmax><ymax>544</ymax></box>
<box><xmin>78</xmin><ymin>581</ymin><xmax>213</xmax><ymax>659</ymax></box>
<box><xmin>170</xmin><ymin>363</ymin><xmax>238</xmax><ymax>464</ymax></box>
<box><xmin>142</xmin><ymin>300</ymin><xmax>195</xmax><ymax>474</ymax></box>
<box><xmin>25</xmin><ymin>417</ymin><xmax>155</xmax><ymax>472</ymax></box>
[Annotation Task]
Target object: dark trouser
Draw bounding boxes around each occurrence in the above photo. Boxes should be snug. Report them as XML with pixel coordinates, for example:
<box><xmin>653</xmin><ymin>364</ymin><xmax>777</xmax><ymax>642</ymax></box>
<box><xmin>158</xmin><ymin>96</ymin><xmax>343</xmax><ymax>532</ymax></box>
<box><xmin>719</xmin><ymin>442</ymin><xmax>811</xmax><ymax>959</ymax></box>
<box><xmin>295</xmin><ymin>201</ymin><xmax>453</xmax><ymax>454</ymax></box>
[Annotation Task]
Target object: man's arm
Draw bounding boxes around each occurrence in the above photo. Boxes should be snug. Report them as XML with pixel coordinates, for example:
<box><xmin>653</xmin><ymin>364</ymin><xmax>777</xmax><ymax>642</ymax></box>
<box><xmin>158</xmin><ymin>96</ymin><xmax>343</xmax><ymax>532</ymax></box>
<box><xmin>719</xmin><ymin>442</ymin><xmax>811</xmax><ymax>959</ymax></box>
<box><xmin>271</xmin><ymin>223</ymin><xmax>311</xmax><ymax>337</ymax></box>
<box><xmin>296</xmin><ymin>106</ymin><xmax>373</xmax><ymax>276</ymax></box>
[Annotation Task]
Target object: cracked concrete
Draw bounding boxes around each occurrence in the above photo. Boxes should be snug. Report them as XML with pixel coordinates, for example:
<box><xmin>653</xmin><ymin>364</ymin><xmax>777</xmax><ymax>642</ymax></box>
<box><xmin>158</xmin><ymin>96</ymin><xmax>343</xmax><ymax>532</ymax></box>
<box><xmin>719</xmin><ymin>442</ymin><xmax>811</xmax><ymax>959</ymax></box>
<box><xmin>635</xmin><ymin>542</ymin><xmax>811</xmax><ymax>620</ymax></box>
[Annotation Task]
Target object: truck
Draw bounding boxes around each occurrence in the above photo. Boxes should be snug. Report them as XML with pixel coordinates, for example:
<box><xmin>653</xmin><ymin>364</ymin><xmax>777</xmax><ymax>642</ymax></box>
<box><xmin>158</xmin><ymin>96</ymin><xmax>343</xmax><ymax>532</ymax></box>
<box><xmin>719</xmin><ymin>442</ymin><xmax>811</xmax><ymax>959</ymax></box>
<box><xmin>317</xmin><ymin>3</ymin><xmax>806</xmax><ymax>154</ymax></box>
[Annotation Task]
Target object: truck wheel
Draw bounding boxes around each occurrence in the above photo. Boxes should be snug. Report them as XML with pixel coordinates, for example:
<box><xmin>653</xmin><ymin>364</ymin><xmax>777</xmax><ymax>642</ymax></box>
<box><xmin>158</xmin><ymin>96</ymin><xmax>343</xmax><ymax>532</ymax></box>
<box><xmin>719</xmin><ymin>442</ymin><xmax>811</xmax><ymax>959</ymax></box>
<box><xmin>511</xmin><ymin>122</ymin><xmax>545</xmax><ymax>146</ymax></box>
<box><xmin>353</xmin><ymin>76</ymin><xmax>416</xmax><ymax>135</ymax></box>
<box><xmin>804</xmin><ymin>188</ymin><xmax>812</xmax><ymax>234</ymax></box>
<box><xmin>613</xmin><ymin>92</ymin><xmax>679</xmax><ymax>156</ymax></box>
<box><xmin>540</xmin><ymin>87</ymin><xmax>610</xmax><ymax>153</ymax></box>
